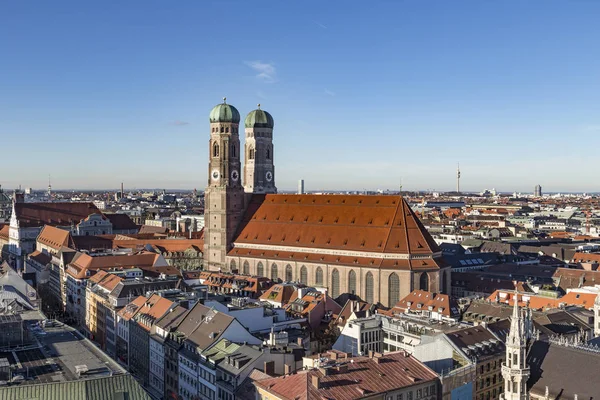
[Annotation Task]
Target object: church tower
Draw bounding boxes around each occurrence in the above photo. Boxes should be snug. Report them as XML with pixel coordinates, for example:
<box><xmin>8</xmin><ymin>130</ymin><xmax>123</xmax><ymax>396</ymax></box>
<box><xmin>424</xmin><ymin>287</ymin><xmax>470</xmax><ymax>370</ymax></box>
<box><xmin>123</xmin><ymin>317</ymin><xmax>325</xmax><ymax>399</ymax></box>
<box><xmin>204</xmin><ymin>98</ymin><xmax>245</xmax><ymax>272</ymax></box>
<box><xmin>500</xmin><ymin>293</ymin><xmax>530</xmax><ymax>400</ymax></box>
<box><xmin>243</xmin><ymin>105</ymin><xmax>276</xmax><ymax>194</ymax></box>
<box><xmin>594</xmin><ymin>293</ymin><xmax>600</xmax><ymax>337</ymax></box>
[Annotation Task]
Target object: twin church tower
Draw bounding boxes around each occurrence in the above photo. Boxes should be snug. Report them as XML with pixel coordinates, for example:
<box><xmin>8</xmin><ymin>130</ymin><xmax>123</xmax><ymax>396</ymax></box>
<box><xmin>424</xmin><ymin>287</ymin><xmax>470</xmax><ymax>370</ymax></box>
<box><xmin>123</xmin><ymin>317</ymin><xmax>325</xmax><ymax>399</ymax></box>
<box><xmin>204</xmin><ymin>99</ymin><xmax>277</xmax><ymax>271</ymax></box>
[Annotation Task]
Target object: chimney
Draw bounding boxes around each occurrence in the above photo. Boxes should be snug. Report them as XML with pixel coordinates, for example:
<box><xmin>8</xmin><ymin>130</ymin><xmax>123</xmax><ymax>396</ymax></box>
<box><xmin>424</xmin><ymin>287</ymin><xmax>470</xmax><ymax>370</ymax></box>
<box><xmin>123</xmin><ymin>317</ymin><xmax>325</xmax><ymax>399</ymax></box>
<box><xmin>263</xmin><ymin>361</ymin><xmax>275</xmax><ymax>376</ymax></box>
<box><xmin>330</xmin><ymin>351</ymin><xmax>338</xmax><ymax>360</ymax></box>
<box><xmin>311</xmin><ymin>375</ymin><xmax>321</xmax><ymax>389</ymax></box>
<box><xmin>368</xmin><ymin>350</ymin><xmax>374</xmax><ymax>359</ymax></box>
<box><xmin>284</xmin><ymin>364</ymin><xmax>292</xmax><ymax>375</ymax></box>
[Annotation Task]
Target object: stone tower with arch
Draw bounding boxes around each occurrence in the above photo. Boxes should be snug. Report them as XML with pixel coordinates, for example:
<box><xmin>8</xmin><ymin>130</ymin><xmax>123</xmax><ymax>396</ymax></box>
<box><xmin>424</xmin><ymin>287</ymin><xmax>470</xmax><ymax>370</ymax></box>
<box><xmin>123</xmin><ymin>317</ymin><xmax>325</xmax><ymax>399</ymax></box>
<box><xmin>243</xmin><ymin>105</ymin><xmax>277</xmax><ymax>194</ymax></box>
<box><xmin>204</xmin><ymin>98</ymin><xmax>245</xmax><ymax>272</ymax></box>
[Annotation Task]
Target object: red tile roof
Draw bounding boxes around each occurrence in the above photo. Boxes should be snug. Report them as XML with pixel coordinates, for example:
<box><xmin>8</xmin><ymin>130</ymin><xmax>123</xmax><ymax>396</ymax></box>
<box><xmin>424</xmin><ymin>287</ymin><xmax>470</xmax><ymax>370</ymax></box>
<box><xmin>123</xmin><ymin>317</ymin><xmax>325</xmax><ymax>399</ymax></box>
<box><xmin>234</xmin><ymin>194</ymin><xmax>440</xmax><ymax>260</ymax></box>
<box><xmin>392</xmin><ymin>290</ymin><xmax>460</xmax><ymax>318</ymax></box>
<box><xmin>37</xmin><ymin>225</ymin><xmax>74</xmax><ymax>251</ymax></box>
<box><xmin>14</xmin><ymin>202</ymin><xmax>103</xmax><ymax>228</ymax></box>
<box><xmin>255</xmin><ymin>351</ymin><xmax>438</xmax><ymax>400</ymax></box>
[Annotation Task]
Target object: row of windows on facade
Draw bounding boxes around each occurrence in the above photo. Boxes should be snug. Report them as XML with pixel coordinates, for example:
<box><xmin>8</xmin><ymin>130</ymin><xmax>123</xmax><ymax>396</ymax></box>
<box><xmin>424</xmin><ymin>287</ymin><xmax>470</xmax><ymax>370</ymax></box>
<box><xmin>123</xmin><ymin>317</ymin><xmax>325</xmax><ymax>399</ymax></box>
<box><xmin>212</xmin><ymin>142</ymin><xmax>271</xmax><ymax>160</ymax></box>
<box><xmin>226</xmin><ymin>260</ymin><xmax>430</xmax><ymax>304</ymax></box>
<box><xmin>212</xmin><ymin>126</ymin><xmax>238</xmax><ymax>134</ymax></box>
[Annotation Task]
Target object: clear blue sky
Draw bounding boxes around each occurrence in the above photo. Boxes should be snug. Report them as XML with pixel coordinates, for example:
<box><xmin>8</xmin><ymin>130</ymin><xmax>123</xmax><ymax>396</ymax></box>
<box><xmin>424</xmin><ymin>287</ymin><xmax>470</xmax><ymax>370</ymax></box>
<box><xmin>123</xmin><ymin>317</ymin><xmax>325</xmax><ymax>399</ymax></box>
<box><xmin>2</xmin><ymin>1</ymin><xmax>600</xmax><ymax>193</ymax></box>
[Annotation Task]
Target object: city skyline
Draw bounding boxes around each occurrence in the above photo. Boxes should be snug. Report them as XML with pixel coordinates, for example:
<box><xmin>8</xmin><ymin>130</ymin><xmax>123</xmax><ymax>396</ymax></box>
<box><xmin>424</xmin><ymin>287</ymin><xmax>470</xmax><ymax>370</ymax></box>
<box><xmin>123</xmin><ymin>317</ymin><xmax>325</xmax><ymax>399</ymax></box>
<box><xmin>2</xmin><ymin>1</ymin><xmax>600</xmax><ymax>192</ymax></box>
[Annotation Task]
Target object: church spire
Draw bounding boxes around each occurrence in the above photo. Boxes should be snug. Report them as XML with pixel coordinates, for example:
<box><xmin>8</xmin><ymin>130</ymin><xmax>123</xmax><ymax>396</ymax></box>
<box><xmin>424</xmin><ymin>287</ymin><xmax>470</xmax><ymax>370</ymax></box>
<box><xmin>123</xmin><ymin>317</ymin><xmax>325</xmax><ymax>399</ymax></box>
<box><xmin>500</xmin><ymin>288</ymin><xmax>530</xmax><ymax>400</ymax></box>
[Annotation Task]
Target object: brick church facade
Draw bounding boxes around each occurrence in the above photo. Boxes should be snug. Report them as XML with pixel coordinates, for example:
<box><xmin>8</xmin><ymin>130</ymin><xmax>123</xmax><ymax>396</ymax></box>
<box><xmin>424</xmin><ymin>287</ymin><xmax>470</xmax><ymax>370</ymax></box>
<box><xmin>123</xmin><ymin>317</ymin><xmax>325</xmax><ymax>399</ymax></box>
<box><xmin>203</xmin><ymin>99</ymin><xmax>449</xmax><ymax>307</ymax></box>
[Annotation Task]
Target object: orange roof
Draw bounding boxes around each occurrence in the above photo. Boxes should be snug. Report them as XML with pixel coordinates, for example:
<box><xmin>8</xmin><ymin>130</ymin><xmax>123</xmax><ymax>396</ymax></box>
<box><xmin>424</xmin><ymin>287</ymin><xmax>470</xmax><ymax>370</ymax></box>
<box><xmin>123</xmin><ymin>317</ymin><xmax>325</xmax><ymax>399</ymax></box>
<box><xmin>133</xmin><ymin>294</ymin><xmax>174</xmax><ymax>331</ymax></box>
<box><xmin>392</xmin><ymin>290</ymin><xmax>459</xmax><ymax>318</ymax></box>
<box><xmin>37</xmin><ymin>225</ymin><xmax>74</xmax><ymax>251</ymax></box>
<box><xmin>572</xmin><ymin>252</ymin><xmax>600</xmax><ymax>263</ymax></box>
<box><xmin>558</xmin><ymin>291</ymin><xmax>598</xmax><ymax>309</ymax></box>
<box><xmin>66</xmin><ymin>251</ymin><xmax>163</xmax><ymax>279</ymax></box>
<box><xmin>234</xmin><ymin>194</ymin><xmax>440</xmax><ymax>257</ymax></box>
<box><xmin>259</xmin><ymin>284</ymin><xmax>299</xmax><ymax>304</ymax></box>
<box><xmin>487</xmin><ymin>290</ymin><xmax>559</xmax><ymax>310</ymax></box>
<box><xmin>117</xmin><ymin>295</ymin><xmax>147</xmax><ymax>321</ymax></box>
<box><xmin>0</xmin><ymin>225</ymin><xmax>9</xmax><ymax>241</ymax></box>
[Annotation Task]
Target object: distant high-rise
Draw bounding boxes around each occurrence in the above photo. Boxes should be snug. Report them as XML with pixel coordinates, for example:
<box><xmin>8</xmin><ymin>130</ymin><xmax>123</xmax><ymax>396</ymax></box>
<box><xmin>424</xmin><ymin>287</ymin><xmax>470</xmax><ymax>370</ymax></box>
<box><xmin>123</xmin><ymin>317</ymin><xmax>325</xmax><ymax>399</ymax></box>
<box><xmin>456</xmin><ymin>163</ymin><xmax>461</xmax><ymax>193</ymax></box>
<box><xmin>534</xmin><ymin>184</ymin><xmax>542</xmax><ymax>197</ymax></box>
<box><xmin>298</xmin><ymin>179</ymin><xmax>305</xmax><ymax>195</ymax></box>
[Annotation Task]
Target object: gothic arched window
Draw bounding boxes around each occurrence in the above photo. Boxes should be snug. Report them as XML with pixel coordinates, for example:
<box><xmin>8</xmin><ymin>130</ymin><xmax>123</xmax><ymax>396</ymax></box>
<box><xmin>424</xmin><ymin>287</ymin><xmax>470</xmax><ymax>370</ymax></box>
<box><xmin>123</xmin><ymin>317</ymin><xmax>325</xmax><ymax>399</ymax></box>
<box><xmin>285</xmin><ymin>264</ymin><xmax>293</xmax><ymax>282</ymax></box>
<box><xmin>225</xmin><ymin>127</ymin><xmax>229</xmax><ymax>133</ymax></box>
<box><xmin>249</xmin><ymin>147</ymin><xmax>255</xmax><ymax>160</ymax></box>
<box><xmin>243</xmin><ymin>261</ymin><xmax>250</xmax><ymax>275</ymax></box>
<box><xmin>230</xmin><ymin>259</ymin><xmax>236</xmax><ymax>272</ymax></box>
<box><xmin>266</xmin><ymin>146</ymin><xmax>271</xmax><ymax>160</ymax></box>
<box><xmin>220</xmin><ymin>126</ymin><xmax>224</xmax><ymax>133</ymax></box>
<box><xmin>231</xmin><ymin>145</ymin><xmax>236</xmax><ymax>158</ymax></box>
<box><xmin>419</xmin><ymin>272</ymin><xmax>429</xmax><ymax>291</ymax></box>
<box><xmin>348</xmin><ymin>270</ymin><xmax>357</xmax><ymax>295</ymax></box>
<box><xmin>388</xmin><ymin>273</ymin><xmax>400</xmax><ymax>307</ymax></box>
<box><xmin>271</xmin><ymin>263</ymin><xmax>278</xmax><ymax>281</ymax></box>
<box><xmin>365</xmin><ymin>272</ymin><xmax>374</xmax><ymax>304</ymax></box>
<box><xmin>256</xmin><ymin>262</ymin><xmax>264</xmax><ymax>276</ymax></box>
<box><xmin>315</xmin><ymin>267</ymin><xmax>324</xmax><ymax>286</ymax></box>
<box><xmin>331</xmin><ymin>269</ymin><xmax>340</xmax><ymax>298</ymax></box>
<box><xmin>213</xmin><ymin>142</ymin><xmax>220</xmax><ymax>157</ymax></box>
<box><xmin>300</xmin><ymin>266</ymin><xmax>308</xmax><ymax>284</ymax></box>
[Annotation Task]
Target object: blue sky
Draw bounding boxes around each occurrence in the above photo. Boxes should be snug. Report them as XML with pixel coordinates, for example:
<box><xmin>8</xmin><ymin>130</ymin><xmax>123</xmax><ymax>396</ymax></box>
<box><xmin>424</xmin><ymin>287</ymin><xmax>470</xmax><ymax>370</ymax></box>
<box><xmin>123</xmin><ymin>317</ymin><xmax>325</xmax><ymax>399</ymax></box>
<box><xmin>1</xmin><ymin>1</ymin><xmax>600</xmax><ymax>193</ymax></box>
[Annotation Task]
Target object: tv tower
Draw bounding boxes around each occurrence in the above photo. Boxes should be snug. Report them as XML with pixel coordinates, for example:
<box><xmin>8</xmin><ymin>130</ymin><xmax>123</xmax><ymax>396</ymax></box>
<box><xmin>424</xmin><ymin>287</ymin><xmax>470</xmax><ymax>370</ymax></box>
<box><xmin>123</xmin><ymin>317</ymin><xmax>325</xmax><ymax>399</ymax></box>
<box><xmin>456</xmin><ymin>163</ymin><xmax>461</xmax><ymax>194</ymax></box>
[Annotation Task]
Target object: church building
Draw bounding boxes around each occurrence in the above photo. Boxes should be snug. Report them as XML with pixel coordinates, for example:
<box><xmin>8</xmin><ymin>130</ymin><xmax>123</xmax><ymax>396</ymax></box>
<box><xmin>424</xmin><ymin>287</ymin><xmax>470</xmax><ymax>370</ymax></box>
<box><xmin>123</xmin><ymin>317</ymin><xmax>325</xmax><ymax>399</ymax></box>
<box><xmin>203</xmin><ymin>99</ymin><xmax>449</xmax><ymax>307</ymax></box>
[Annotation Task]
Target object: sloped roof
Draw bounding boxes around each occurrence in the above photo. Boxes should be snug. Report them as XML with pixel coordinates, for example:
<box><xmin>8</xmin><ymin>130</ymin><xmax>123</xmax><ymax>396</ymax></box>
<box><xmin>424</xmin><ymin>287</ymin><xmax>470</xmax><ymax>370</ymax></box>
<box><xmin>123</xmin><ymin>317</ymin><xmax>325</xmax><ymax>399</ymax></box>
<box><xmin>37</xmin><ymin>225</ymin><xmax>74</xmax><ymax>251</ymax></box>
<box><xmin>0</xmin><ymin>225</ymin><xmax>9</xmax><ymax>241</ymax></box>
<box><xmin>528</xmin><ymin>341</ymin><xmax>600</xmax><ymax>399</ymax></box>
<box><xmin>104</xmin><ymin>213</ymin><xmax>138</xmax><ymax>231</ymax></box>
<box><xmin>14</xmin><ymin>202</ymin><xmax>103</xmax><ymax>228</ymax></box>
<box><xmin>392</xmin><ymin>290</ymin><xmax>460</xmax><ymax>318</ymax></box>
<box><xmin>259</xmin><ymin>283</ymin><xmax>299</xmax><ymax>304</ymax></box>
<box><xmin>234</xmin><ymin>194</ymin><xmax>440</xmax><ymax>258</ymax></box>
<box><xmin>255</xmin><ymin>351</ymin><xmax>438</xmax><ymax>400</ymax></box>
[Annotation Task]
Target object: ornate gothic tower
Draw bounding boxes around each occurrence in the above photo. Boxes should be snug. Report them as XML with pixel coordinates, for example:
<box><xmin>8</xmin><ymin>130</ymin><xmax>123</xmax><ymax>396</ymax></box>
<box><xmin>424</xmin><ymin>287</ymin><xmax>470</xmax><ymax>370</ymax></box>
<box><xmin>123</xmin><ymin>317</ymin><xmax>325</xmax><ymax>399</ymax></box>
<box><xmin>594</xmin><ymin>293</ymin><xmax>600</xmax><ymax>337</ymax></box>
<box><xmin>204</xmin><ymin>98</ymin><xmax>245</xmax><ymax>272</ymax></box>
<box><xmin>243</xmin><ymin>105</ymin><xmax>276</xmax><ymax>194</ymax></box>
<box><xmin>500</xmin><ymin>294</ymin><xmax>530</xmax><ymax>400</ymax></box>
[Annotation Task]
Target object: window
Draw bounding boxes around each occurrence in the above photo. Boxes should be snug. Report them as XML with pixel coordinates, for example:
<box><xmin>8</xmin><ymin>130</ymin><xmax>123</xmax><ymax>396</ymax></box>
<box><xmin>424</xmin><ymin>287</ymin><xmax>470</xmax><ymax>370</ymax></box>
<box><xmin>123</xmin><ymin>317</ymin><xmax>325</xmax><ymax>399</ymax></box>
<box><xmin>271</xmin><ymin>263</ymin><xmax>278</xmax><ymax>281</ymax></box>
<box><xmin>257</xmin><ymin>262</ymin><xmax>264</xmax><ymax>276</ymax></box>
<box><xmin>388</xmin><ymin>273</ymin><xmax>400</xmax><ymax>306</ymax></box>
<box><xmin>266</xmin><ymin>146</ymin><xmax>271</xmax><ymax>160</ymax></box>
<box><xmin>300</xmin><ymin>266</ymin><xmax>308</xmax><ymax>284</ymax></box>
<box><xmin>419</xmin><ymin>272</ymin><xmax>429</xmax><ymax>291</ymax></box>
<box><xmin>316</xmin><ymin>267</ymin><xmax>324</xmax><ymax>285</ymax></box>
<box><xmin>249</xmin><ymin>147</ymin><xmax>255</xmax><ymax>160</ymax></box>
<box><xmin>229</xmin><ymin>259</ymin><xmax>236</xmax><ymax>272</ymax></box>
<box><xmin>348</xmin><ymin>270</ymin><xmax>357</xmax><ymax>295</ymax></box>
<box><xmin>365</xmin><ymin>272</ymin><xmax>374</xmax><ymax>304</ymax></box>
<box><xmin>331</xmin><ymin>269</ymin><xmax>340</xmax><ymax>298</ymax></box>
<box><xmin>285</xmin><ymin>264</ymin><xmax>293</xmax><ymax>281</ymax></box>
<box><xmin>213</xmin><ymin>142</ymin><xmax>220</xmax><ymax>157</ymax></box>
<box><xmin>243</xmin><ymin>261</ymin><xmax>250</xmax><ymax>275</ymax></box>
<box><xmin>231</xmin><ymin>145</ymin><xmax>236</xmax><ymax>157</ymax></box>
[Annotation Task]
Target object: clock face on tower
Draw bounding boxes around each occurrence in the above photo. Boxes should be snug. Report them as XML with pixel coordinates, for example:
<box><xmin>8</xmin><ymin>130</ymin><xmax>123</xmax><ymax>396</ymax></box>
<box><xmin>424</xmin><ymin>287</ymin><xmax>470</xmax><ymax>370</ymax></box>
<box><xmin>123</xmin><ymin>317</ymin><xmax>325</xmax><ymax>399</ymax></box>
<box><xmin>265</xmin><ymin>171</ymin><xmax>273</xmax><ymax>182</ymax></box>
<box><xmin>231</xmin><ymin>170</ymin><xmax>239</xmax><ymax>182</ymax></box>
<box><xmin>211</xmin><ymin>170</ymin><xmax>220</xmax><ymax>182</ymax></box>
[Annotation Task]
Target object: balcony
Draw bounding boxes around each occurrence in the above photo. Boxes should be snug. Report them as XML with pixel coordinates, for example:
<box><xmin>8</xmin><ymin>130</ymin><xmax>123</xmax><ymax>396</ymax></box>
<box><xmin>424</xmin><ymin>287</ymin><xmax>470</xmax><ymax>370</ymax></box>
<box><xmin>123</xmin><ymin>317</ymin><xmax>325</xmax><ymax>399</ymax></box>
<box><xmin>501</xmin><ymin>363</ymin><xmax>530</xmax><ymax>377</ymax></box>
